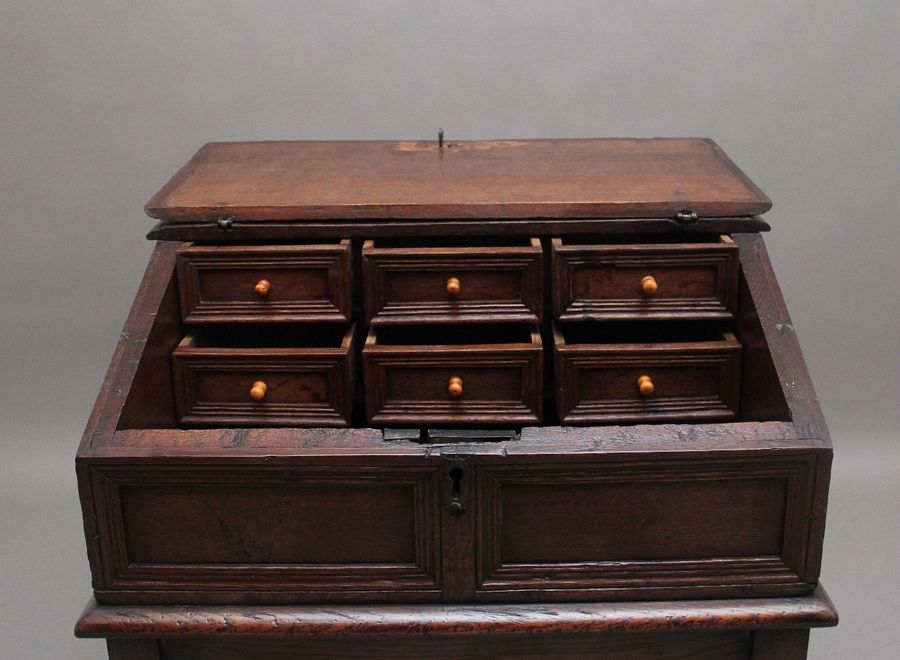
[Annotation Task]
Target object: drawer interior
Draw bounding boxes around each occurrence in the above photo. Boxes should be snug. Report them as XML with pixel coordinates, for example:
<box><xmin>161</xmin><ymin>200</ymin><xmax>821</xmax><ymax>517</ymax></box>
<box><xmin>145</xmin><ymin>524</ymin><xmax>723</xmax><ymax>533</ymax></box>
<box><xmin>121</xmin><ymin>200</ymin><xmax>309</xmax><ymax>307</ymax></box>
<box><xmin>373</xmin><ymin>324</ymin><xmax>538</xmax><ymax>346</ymax></box>
<box><xmin>554</xmin><ymin>322</ymin><xmax>732</xmax><ymax>345</ymax></box>
<box><xmin>179</xmin><ymin>323</ymin><xmax>353</xmax><ymax>350</ymax></box>
<box><xmin>366</xmin><ymin>236</ymin><xmax>539</xmax><ymax>248</ymax></box>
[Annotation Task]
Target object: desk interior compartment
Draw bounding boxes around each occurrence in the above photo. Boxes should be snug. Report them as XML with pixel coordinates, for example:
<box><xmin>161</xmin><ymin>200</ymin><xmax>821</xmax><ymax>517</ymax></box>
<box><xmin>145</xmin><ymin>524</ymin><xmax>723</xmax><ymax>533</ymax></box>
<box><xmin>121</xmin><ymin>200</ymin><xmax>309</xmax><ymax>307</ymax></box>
<box><xmin>172</xmin><ymin>323</ymin><xmax>356</xmax><ymax>427</ymax></box>
<box><xmin>176</xmin><ymin>241</ymin><xmax>352</xmax><ymax>323</ymax></box>
<box><xmin>551</xmin><ymin>235</ymin><xmax>739</xmax><ymax>322</ymax></box>
<box><xmin>363</xmin><ymin>324</ymin><xmax>543</xmax><ymax>425</ymax></box>
<box><xmin>553</xmin><ymin>322</ymin><xmax>741</xmax><ymax>424</ymax></box>
<box><xmin>362</xmin><ymin>237</ymin><xmax>543</xmax><ymax>324</ymax></box>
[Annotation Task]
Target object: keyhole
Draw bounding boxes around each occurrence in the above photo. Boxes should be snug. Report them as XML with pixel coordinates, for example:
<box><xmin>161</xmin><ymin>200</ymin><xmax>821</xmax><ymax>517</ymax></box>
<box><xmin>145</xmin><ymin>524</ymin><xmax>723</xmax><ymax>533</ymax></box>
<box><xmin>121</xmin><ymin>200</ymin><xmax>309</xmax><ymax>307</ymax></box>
<box><xmin>449</xmin><ymin>467</ymin><xmax>464</xmax><ymax>497</ymax></box>
<box><xmin>448</xmin><ymin>467</ymin><xmax>465</xmax><ymax>516</ymax></box>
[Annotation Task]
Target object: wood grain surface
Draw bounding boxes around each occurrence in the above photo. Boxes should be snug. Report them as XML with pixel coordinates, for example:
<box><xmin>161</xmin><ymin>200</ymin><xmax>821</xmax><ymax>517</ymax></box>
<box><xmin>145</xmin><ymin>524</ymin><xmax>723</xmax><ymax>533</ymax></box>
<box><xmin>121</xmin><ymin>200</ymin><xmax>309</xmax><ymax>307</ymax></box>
<box><xmin>145</xmin><ymin>139</ymin><xmax>772</xmax><ymax>222</ymax></box>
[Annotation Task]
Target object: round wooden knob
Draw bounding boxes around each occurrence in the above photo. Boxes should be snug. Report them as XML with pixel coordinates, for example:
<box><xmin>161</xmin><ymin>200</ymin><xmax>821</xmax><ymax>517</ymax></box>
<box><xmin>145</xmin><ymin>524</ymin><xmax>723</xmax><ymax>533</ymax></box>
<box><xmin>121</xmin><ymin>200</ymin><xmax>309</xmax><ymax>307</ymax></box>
<box><xmin>641</xmin><ymin>275</ymin><xmax>658</xmax><ymax>295</ymax></box>
<box><xmin>448</xmin><ymin>376</ymin><xmax>463</xmax><ymax>397</ymax></box>
<box><xmin>446</xmin><ymin>277</ymin><xmax>461</xmax><ymax>296</ymax></box>
<box><xmin>254</xmin><ymin>279</ymin><xmax>271</xmax><ymax>297</ymax></box>
<box><xmin>249</xmin><ymin>380</ymin><xmax>268</xmax><ymax>401</ymax></box>
<box><xmin>637</xmin><ymin>375</ymin><xmax>654</xmax><ymax>396</ymax></box>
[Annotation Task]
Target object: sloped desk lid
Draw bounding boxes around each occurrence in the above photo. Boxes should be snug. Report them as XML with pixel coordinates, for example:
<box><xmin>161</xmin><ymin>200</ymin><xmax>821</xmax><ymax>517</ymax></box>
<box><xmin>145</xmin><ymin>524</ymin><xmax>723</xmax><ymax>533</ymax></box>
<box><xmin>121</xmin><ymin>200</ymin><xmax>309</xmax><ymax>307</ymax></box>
<box><xmin>145</xmin><ymin>138</ymin><xmax>771</xmax><ymax>223</ymax></box>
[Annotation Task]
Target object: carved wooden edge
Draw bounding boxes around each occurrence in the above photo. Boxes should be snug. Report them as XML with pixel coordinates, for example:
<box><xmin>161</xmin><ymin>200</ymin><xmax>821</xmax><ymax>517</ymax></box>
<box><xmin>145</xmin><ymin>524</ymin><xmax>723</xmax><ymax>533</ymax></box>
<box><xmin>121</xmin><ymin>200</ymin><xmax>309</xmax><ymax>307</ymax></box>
<box><xmin>147</xmin><ymin>217</ymin><xmax>772</xmax><ymax>241</ymax></box>
<box><xmin>75</xmin><ymin>584</ymin><xmax>836</xmax><ymax>638</ymax></box>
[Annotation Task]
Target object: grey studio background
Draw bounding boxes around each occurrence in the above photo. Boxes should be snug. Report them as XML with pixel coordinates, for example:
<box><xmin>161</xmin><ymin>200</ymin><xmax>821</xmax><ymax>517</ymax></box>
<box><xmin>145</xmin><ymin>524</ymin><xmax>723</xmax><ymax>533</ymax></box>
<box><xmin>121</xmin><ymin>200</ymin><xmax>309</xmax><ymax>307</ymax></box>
<box><xmin>1</xmin><ymin>2</ymin><xmax>898</xmax><ymax>658</ymax></box>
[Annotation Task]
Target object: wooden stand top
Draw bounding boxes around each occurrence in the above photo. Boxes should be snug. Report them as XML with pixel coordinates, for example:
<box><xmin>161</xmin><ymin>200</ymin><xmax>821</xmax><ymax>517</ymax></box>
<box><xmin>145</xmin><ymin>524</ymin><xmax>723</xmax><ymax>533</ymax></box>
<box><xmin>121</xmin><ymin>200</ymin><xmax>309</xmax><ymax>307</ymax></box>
<box><xmin>145</xmin><ymin>138</ymin><xmax>771</xmax><ymax>224</ymax></box>
<box><xmin>76</xmin><ymin>586</ymin><xmax>836</xmax><ymax>638</ymax></box>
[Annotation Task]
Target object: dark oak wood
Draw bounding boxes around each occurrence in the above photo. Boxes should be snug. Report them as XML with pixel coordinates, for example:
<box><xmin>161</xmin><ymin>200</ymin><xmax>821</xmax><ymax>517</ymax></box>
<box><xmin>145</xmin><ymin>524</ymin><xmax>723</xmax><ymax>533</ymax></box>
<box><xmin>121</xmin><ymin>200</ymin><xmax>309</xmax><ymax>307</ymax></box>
<box><xmin>363</xmin><ymin>325</ymin><xmax>544</xmax><ymax>426</ymax></box>
<box><xmin>552</xmin><ymin>234</ymin><xmax>739</xmax><ymax>321</ymax></box>
<box><xmin>553</xmin><ymin>323</ymin><xmax>742</xmax><ymax>424</ymax></box>
<box><xmin>77</xmin><ymin>141</ymin><xmax>833</xmax><ymax>657</ymax></box>
<box><xmin>77</xmin><ymin>587</ymin><xmax>836</xmax><ymax>659</ymax></box>
<box><xmin>175</xmin><ymin>241</ymin><xmax>352</xmax><ymax>323</ymax></box>
<box><xmin>145</xmin><ymin>139</ymin><xmax>771</xmax><ymax>223</ymax></box>
<box><xmin>171</xmin><ymin>323</ymin><xmax>356</xmax><ymax>427</ymax></box>
<box><xmin>362</xmin><ymin>237</ymin><xmax>543</xmax><ymax>324</ymax></box>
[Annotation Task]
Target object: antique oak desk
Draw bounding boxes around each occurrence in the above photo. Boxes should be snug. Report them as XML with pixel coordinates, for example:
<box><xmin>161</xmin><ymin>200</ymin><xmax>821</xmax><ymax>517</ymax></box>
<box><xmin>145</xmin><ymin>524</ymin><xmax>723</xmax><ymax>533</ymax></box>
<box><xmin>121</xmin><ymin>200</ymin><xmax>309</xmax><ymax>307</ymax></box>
<box><xmin>74</xmin><ymin>139</ymin><xmax>836</xmax><ymax>658</ymax></box>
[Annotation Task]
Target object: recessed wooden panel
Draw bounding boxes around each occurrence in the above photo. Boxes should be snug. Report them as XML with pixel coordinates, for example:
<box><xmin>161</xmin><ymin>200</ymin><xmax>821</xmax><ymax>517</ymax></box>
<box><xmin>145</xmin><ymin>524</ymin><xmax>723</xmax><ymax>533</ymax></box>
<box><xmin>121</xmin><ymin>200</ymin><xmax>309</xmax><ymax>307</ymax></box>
<box><xmin>176</xmin><ymin>242</ymin><xmax>352</xmax><ymax>323</ymax></box>
<box><xmin>552</xmin><ymin>236</ymin><xmax>739</xmax><ymax>321</ymax></box>
<box><xmin>122</xmin><ymin>484</ymin><xmax>415</xmax><ymax>565</ymax></box>
<box><xmin>499</xmin><ymin>478</ymin><xmax>786</xmax><ymax>563</ymax></box>
<box><xmin>362</xmin><ymin>239</ymin><xmax>543</xmax><ymax>324</ymax></box>
<box><xmin>475</xmin><ymin>456</ymin><xmax>818</xmax><ymax>601</ymax></box>
<box><xmin>91</xmin><ymin>465</ymin><xmax>442</xmax><ymax>602</ymax></box>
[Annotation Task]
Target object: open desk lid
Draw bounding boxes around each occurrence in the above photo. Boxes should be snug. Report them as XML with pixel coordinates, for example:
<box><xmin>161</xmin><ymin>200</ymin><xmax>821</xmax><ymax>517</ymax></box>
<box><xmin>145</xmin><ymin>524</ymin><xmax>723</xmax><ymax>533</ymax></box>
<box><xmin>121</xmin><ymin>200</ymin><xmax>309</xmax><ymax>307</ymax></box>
<box><xmin>145</xmin><ymin>138</ymin><xmax>771</xmax><ymax>224</ymax></box>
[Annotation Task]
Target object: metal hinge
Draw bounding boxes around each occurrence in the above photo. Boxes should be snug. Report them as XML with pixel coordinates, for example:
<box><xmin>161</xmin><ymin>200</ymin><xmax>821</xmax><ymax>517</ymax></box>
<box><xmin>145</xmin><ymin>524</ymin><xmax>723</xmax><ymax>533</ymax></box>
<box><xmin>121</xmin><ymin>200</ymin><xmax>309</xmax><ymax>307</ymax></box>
<box><xmin>216</xmin><ymin>215</ymin><xmax>235</xmax><ymax>230</ymax></box>
<box><xmin>675</xmin><ymin>209</ymin><xmax>699</xmax><ymax>224</ymax></box>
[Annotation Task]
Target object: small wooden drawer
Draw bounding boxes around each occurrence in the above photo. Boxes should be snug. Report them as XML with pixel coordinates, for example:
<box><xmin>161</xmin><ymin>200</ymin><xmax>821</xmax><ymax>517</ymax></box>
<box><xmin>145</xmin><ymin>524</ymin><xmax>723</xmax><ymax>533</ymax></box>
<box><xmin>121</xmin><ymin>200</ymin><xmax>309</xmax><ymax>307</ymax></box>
<box><xmin>553</xmin><ymin>323</ymin><xmax>741</xmax><ymax>424</ymax></box>
<box><xmin>552</xmin><ymin>235</ymin><xmax>738</xmax><ymax>321</ymax></box>
<box><xmin>363</xmin><ymin>325</ymin><xmax>543</xmax><ymax>425</ymax></box>
<box><xmin>172</xmin><ymin>323</ymin><xmax>355</xmax><ymax>427</ymax></box>
<box><xmin>362</xmin><ymin>238</ymin><xmax>543</xmax><ymax>324</ymax></box>
<box><xmin>176</xmin><ymin>242</ymin><xmax>352</xmax><ymax>323</ymax></box>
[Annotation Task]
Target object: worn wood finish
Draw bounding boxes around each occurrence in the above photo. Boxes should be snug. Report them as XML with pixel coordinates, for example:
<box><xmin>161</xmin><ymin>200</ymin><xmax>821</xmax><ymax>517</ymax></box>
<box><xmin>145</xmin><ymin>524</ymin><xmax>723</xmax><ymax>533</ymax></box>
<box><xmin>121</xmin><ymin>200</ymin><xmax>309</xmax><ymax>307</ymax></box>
<box><xmin>77</xmin><ymin>235</ymin><xmax>831</xmax><ymax>606</ymax></box>
<box><xmin>78</xmin><ymin>141</ymin><xmax>833</xmax><ymax>657</ymax></box>
<box><xmin>362</xmin><ymin>238</ymin><xmax>543</xmax><ymax>324</ymax></box>
<box><xmin>89</xmin><ymin>462</ymin><xmax>442</xmax><ymax>603</ymax></box>
<box><xmin>145</xmin><ymin>139</ymin><xmax>771</xmax><ymax>223</ymax></box>
<box><xmin>363</xmin><ymin>325</ymin><xmax>543</xmax><ymax>425</ymax></box>
<box><xmin>552</xmin><ymin>235</ymin><xmax>739</xmax><ymax>321</ymax></box>
<box><xmin>475</xmin><ymin>454</ymin><xmax>817</xmax><ymax>602</ymax></box>
<box><xmin>171</xmin><ymin>323</ymin><xmax>356</xmax><ymax>427</ymax></box>
<box><xmin>553</xmin><ymin>324</ymin><xmax>742</xmax><ymax>424</ymax></box>
<box><xmin>175</xmin><ymin>242</ymin><xmax>352</xmax><ymax>323</ymax></box>
<box><xmin>77</xmin><ymin>588</ymin><xmax>836</xmax><ymax>658</ymax></box>
<box><xmin>76</xmin><ymin>586</ymin><xmax>837</xmax><ymax>637</ymax></box>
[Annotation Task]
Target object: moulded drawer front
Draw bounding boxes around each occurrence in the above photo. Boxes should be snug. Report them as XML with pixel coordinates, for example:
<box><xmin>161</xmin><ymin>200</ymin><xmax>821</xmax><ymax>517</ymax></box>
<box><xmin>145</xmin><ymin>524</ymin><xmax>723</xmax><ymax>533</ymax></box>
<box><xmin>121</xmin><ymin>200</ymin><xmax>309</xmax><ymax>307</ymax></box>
<box><xmin>553</xmin><ymin>326</ymin><xmax>741</xmax><ymax>424</ymax></box>
<box><xmin>474</xmin><ymin>456</ymin><xmax>819</xmax><ymax>601</ymax></box>
<box><xmin>552</xmin><ymin>237</ymin><xmax>739</xmax><ymax>321</ymax></box>
<box><xmin>90</xmin><ymin>464</ymin><xmax>442</xmax><ymax>602</ymax></box>
<box><xmin>363</xmin><ymin>327</ymin><xmax>543</xmax><ymax>425</ymax></box>
<box><xmin>362</xmin><ymin>239</ymin><xmax>543</xmax><ymax>324</ymax></box>
<box><xmin>172</xmin><ymin>326</ymin><xmax>356</xmax><ymax>427</ymax></box>
<box><xmin>176</xmin><ymin>242</ymin><xmax>352</xmax><ymax>323</ymax></box>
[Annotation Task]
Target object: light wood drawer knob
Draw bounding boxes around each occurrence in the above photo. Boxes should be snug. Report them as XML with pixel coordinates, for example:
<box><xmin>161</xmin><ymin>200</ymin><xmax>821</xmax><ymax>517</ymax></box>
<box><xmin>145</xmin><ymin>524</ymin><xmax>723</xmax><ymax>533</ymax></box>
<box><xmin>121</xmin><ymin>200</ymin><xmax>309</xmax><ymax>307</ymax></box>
<box><xmin>641</xmin><ymin>275</ymin><xmax>658</xmax><ymax>295</ymax></box>
<box><xmin>254</xmin><ymin>279</ymin><xmax>272</xmax><ymax>297</ymax></box>
<box><xmin>446</xmin><ymin>277</ymin><xmax>461</xmax><ymax>296</ymax></box>
<box><xmin>448</xmin><ymin>376</ymin><xmax>463</xmax><ymax>397</ymax></box>
<box><xmin>637</xmin><ymin>375</ymin><xmax>655</xmax><ymax>396</ymax></box>
<box><xmin>249</xmin><ymin>380</ymin><xmax>268</xmax><ymax>401</ymax></box>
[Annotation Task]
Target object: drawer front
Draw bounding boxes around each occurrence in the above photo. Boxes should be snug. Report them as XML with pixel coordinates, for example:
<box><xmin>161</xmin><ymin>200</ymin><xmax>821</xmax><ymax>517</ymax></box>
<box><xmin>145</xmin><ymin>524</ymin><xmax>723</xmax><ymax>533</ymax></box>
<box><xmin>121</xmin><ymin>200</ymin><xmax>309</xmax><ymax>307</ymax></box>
<box><xmin>90</xmin><ymin>464</ymin><xmax>441</xmax><ymax>603</ymax></box>
<box><xmin>363</xmin><ymin>331</ymin><xmax>543</xmax><ymax>425</ymax></box>
<box><xmin>552</xmin><ymin>237</ymin><xmax>738</xmax><ymax>321</ymax></box>
<box><xmin>474</xmin><ymin>456</ymin><xmax>818</xmax><ymax>601</ymax></box>
<box><xmin>172</xmin><ymin>330</ymin><xmax>355</xmax><ymax>427</ymax></box>
<box><xmin>554</xmin><ymin>328</ymin><xmax>741</xmax><ymax>424</ymax></box>
<box><xmin>362</xmin><ymin>240</ymin><xmax>543</xmax><ymax>324</ymax></box>
<box><xmin>176</xmin><ymin>242</ymin><xmax>352</xmax><ymax>323</ymax></box>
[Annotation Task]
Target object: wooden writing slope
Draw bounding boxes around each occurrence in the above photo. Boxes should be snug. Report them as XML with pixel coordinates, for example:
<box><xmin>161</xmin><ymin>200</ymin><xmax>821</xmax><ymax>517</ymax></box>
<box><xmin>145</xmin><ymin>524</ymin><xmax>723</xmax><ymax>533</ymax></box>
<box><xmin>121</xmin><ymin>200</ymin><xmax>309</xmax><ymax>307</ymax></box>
<box><xmin>75</xmin><ymin>138</ymin><xmax>835</xmax><ymax>659</ymax></box>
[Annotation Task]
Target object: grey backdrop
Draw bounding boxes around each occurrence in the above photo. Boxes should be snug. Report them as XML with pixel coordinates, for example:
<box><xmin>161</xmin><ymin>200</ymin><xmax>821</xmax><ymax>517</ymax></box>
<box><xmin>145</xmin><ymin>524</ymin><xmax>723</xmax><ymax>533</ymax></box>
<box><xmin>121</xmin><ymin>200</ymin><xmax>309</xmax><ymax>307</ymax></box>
<box><xmin>2</xmin><ymin>2</ymin><xmax>898</xmax><ymax>658</ymax></box>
